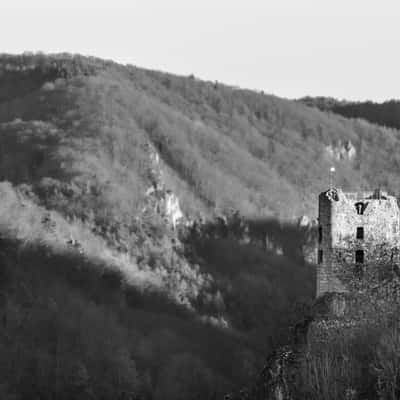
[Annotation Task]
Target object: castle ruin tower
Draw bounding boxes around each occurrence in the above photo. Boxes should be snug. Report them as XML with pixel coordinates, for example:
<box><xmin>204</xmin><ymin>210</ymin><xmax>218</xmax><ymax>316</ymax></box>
<box><xmin>317</xmin><ymin>188</ymin><xmax>400</xmax><ymax>297</ymax></box>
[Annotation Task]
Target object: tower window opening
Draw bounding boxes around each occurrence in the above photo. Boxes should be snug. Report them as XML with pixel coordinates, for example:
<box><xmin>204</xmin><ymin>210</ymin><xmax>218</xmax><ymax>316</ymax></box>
<box><xmin>318</xmin><ymin>250</ymin><xmax>323</xmax><ymax>264</ymax></box>
<box><xmin>318</xmin><ymin>226</ymin><xmax>322</xmax><ymax>243</ymax></box>
<box><xmin>355</xmin><ymin>202</ymin><xmax>367</xmax><ymax>215</ymax></box>
<box><xmin>355</xmin><ymin>250</ymin><xmax>364</xmax><ymax>264</ymax></box>
<box><xmin>356</xmin><ymin>227</ymin><xmax>364</xmax><ymax>239</ymax></box>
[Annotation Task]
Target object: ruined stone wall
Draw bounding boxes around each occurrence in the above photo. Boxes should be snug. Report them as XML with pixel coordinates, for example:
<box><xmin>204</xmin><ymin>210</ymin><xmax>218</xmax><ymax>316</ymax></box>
<box><xmin>317</xmin><ymin>191</ymin><xmax>334</xmax><ymax>296</ymax></box>
<box><xmin>317</xmin><ymin>188</ymin><xmax>400</xmax><ymax>297</ymax></box>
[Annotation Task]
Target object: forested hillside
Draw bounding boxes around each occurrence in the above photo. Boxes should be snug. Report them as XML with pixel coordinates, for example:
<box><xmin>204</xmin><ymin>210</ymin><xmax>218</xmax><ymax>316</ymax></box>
<box><xmin>0</xmin><ymin>53</ymin><xmax>399</xmax><ymax>399</ymax></box>
<box><xmin>300</xmin><ymin>96</ymin><xmax>400</xmax><ymax>131</ymax></box>
<box><xmin>2</xmin><ymin>53</ymin><xmax>400</xmax><ymax>220</ymax></box>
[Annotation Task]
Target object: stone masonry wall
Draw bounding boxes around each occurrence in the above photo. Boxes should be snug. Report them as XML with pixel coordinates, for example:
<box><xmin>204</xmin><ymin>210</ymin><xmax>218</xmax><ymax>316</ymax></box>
<box><xmin>317</xmin><ymin>188</ymin><xmax>400</xmax><ymax>297</ymax></box>
<box><xmin>317</xmin><ymin>191</ymin><xmax>334</xmax><ymax>296</ymax></box>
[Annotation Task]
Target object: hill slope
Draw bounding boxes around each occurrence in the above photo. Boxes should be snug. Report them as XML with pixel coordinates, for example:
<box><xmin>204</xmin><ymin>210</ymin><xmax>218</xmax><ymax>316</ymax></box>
<box><xmin>0</xmin><ymin>53</ymin><xmax>317</xmax><ymax>399</ymax></box>
<box><xmin>2</xmin><ymin>53</ymin><xmax>400</xmax><ymax>221</ymax></box>
<box><xmin>0</xmin><ymin>52</ymin><xmax>399</xmax><ymax>399</ymax></box>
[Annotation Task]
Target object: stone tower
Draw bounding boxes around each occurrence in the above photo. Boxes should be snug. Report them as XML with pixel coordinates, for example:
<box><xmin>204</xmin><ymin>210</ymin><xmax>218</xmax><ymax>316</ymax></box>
<box><xmin>317</xmin><ymin>187</ymin><xmax>400</xmax><ymax>297</ymax></box>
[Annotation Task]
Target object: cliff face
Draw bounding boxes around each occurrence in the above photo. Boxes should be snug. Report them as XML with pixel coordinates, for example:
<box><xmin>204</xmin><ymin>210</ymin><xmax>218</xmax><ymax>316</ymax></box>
<box><xmin>325</xmin><ymin>140</ymin><xmax>356</xmax><ymax>161</ymax></box>
<box><xmin>142</xmin><ymin>143</ymin><xmax>185</xmax><ymax>229</ymax></box>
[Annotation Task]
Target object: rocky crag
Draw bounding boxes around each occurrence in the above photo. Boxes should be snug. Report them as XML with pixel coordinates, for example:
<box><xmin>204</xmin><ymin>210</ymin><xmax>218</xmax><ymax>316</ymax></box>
<box><xmin>241</xmin><ymin>261</ymin><xmax>400</xmax><ymax>400</ymax></box>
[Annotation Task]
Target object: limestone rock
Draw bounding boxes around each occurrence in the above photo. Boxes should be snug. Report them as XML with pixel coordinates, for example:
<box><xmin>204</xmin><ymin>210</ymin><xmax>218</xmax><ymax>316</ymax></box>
<box><xmin>325</xmin><ymin>140</ymin><xmax>356</xmax><ymax>161</ymax></box>
<box><xmin>142</xmin><ymin>142</ymin><xmax>185</xmax><ymax>229</ymax></box>
<box><xmin>297</xmin><ymin>215</ymin><xmax>311</xmax><ymax>227</ymax></box>
<box><xmin>164</xmin><ymin>190</ymin><xmax>184</xmax><ymax>229</ymax></box>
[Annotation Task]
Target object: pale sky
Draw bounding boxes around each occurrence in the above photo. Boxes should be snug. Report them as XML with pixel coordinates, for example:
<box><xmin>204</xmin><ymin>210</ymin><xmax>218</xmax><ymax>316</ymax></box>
<box><xmin>1</xmin><ymin>0</ymin><xmax>400</xmax><ymax>101</ymax></box>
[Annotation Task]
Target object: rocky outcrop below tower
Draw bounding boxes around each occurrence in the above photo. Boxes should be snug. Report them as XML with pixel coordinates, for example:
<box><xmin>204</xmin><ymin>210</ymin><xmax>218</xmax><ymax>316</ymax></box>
<box><xmin>241</xmin><ymin>256</ymin><xmax>400</xmax><ymax>400</ymax></box>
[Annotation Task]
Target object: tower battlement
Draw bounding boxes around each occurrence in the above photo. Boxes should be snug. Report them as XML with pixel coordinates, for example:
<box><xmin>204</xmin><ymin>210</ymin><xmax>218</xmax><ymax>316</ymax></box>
<box><xmin>317</xmin><ymin>188</ymin><xmax>400</xmax><ymax>297</ymax></box>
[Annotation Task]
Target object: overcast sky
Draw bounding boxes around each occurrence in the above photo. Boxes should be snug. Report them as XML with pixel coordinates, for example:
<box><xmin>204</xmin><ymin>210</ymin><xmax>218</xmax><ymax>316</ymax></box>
<box><xmin>2</xmin><ymin>0</ymin><xmax>399</xmax><ymax>101</ymax></box>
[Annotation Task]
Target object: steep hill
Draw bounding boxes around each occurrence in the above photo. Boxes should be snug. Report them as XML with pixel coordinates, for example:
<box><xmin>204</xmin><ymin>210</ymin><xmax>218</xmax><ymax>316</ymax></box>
<box><xmin>0</xmin><ymin>52</ymin><xmax>399</xmax><ymax>399</ymax></box>
<box><xmin>2</xmin><ymin>53</ymin><xmax>400</xmax><ymax>221</ymax></box>
<box><xmin>0</xmin><ymin>53</ymin><xmax>316</xmax><ymax>399</ymax></box>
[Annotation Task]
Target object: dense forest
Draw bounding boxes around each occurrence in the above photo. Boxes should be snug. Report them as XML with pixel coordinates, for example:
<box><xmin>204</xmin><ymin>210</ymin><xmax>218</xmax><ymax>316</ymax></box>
<box><xmin>0</xmin><ymin>53</ymin><xmax>400</xmax><ymax>399</ymax></box>
<box><xmin>0</xmin><ymin>182</ymin><xmax>314</xmax><ymax>399</ymax></box>
<box><xmin>3</xmin><ymin>53</ymin><xmax>400</xmax><ymax>219</ymax></box>
<box><xmin>300</xmin><ymin>96</ymin><xmax>400</xmax><ymax>131</ymax></box>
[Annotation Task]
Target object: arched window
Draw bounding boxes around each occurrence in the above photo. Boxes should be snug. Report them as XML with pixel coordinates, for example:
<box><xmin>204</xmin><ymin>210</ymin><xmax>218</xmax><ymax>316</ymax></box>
<box><xmin>355</xmin><ymin>202</ymin><xmax>367</xmax><ymax>215</ymax></box>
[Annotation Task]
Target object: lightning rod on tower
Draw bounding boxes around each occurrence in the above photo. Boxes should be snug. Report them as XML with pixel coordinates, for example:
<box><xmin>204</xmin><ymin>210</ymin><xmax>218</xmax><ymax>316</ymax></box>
<box><xmin>329</xmin><ymin>166</ymin><xmax>335</xmax><ymax>190</ymax></box>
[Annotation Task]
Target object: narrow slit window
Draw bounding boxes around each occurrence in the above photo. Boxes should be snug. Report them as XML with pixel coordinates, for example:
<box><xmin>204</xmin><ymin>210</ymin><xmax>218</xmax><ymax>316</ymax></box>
<box><xmin>318</xmin><ymin>250</ymin><xmax>323</xmax><ymax>264</ymax></box>
<box><xmin>356</xmin><ymin>227</ymin><xmax>364</xmax><ymax>239</ymax></box>
<box><xmin>318</xmin><ymin>226</ymin><xmax>322</xmax><ymax>243</ymax></box>
<box><xmin>355</xmin><ymin>250</ymin><xmax>364</xmax><ymax>263</ymax></box>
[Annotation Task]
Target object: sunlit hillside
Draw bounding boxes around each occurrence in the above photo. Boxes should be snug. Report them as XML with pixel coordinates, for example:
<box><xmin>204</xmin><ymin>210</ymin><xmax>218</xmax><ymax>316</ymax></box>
<box><xmin>0</xmin><ymin>52</ymin><xmax>399</xmax><ymax>399</ymax></box>
<box><xmin>2</xmin><ymin>53</ymin><xmax>400</xmax><ymax>221</ymax></box>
